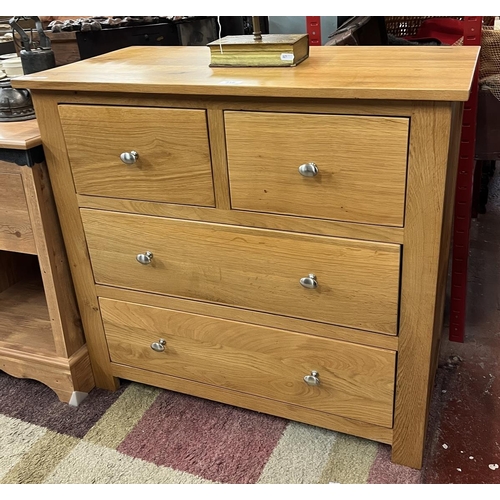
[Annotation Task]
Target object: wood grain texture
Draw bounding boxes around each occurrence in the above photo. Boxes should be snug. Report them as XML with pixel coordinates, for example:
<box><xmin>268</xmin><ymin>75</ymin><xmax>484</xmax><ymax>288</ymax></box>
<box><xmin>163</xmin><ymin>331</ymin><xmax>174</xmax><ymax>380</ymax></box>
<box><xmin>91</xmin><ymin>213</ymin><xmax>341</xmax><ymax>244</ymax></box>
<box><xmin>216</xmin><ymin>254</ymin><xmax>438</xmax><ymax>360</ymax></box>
<box><xmin>0</xmin><ymin>345</ymin><xmax>94</xmax><ymax>403</ymax></box>
<box><xmin>34</xmin><ymin>90</ymin><xmax>415</xmax><ymax>117</ymax></box>
<box><xmin>225</xmin><ymin>111</ymin><xmax>409</xmax><ymax>226</ymax></box>
<box><xmin>82</xmin><ymin>210</ymin><xmax>401</xmax><ymax>334</ymax></box>
<box><xmin>0</xmin><ymin>173</ymin><xmax>36</xmax><ymax>254</ymax></box>
<box><xmin>20</xmin><ymin>162</ymin><xmax>85</xmax><ymax>357</ymax></box>
<box><xmin>77</xmin><ymin>194</ymin><xmax>404</xmax><ymax>244</ymax></box>
<box><xmin>13</xmin><ymin>45</ymin><xmax>479</xmax><ymax>102</ymax></box>
<box><xmin>206</xmin><ymin>109</ymin><xmax>231</xmax><ymax>210</ymax></box>
<box><xmin>30</xmin><ymin>91</ymin><xmax>118</xmax><ymax>391</ymax></box>
<box><xmin>392</xmin><ymin>102</ymin><xmax>454</xmax><ymax>469</ymax></box>
<box><xmin>0</xmin><ymin>161</ymin><xmax>20</xmax><ymax>175</ymax></box>
<box><xmin>112</xmin><ymin>363</ymin><xmax>393</xmax><ymax>444</ymax></box>
<box><xmin>58</xmin><ymin>105</ymin><xmax>214</xmax><ymax>207</ymax></box>
<box><xmin>0</xmin><ymin>275</ymin><xmax>56</xmax><ymax>356</ymax></box>
<box><xmin>101</xmin><ymin>298</ymin><xmax>396</xmax><ymax>427</ymax></box>
<box><xmin>96</xmin><ymin>285</ymin><xmax>399</xmax><ymax>351</ymax></box>
<box><xmin>21</xmin><ymin>46</ymin><xmax>476</xmax><ymax>465</ymax></box>
<box><xmin>0</xmin><ymin>119</ymin><xmax>41</xmax><ymax>149</ymax></box>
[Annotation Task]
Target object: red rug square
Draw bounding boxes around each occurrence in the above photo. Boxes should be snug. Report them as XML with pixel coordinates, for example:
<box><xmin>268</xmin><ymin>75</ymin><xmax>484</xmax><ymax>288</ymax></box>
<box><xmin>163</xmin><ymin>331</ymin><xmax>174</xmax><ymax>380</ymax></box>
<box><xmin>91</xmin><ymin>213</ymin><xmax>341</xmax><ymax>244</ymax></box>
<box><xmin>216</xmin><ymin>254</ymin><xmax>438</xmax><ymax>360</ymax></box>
<box><xmin>117</xmin><ymin>390</ymin><xmax>288</xmax><ymax>483</ymax></box>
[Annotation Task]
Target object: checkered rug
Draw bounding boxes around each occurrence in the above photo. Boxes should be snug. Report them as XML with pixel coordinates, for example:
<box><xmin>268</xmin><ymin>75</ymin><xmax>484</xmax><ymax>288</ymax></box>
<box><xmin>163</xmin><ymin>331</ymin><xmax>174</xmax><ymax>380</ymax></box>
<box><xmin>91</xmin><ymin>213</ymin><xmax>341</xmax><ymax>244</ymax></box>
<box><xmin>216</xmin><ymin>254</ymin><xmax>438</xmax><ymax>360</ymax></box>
<box><xmin>0</xmin><ymin>372</ymin><xmax>421</xmax><ymax>484</ymax></box>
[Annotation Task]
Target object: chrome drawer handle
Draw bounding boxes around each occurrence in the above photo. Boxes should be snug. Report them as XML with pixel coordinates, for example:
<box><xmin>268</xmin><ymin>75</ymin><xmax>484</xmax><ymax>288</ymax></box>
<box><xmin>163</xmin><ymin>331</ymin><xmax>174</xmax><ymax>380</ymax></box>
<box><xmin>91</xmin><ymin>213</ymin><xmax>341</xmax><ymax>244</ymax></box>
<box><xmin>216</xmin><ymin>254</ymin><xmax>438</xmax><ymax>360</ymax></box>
<box><xmin>151</xmin><ymin>339</ymin><xmax>166</xmax><ymax>352</ymax></box>
<box><xmin>304</xmin><ymin>371</ymin><xmax>320</xmax><ymax>386</ymax></box>
<box><xmin>136</xmin><ymin>251</ymin><xmax>153</xmax><ymax>265</ymax></box>
<box><xmin>298</xmin><ymin>162</ymin><xmax>319</xmax><ymax>177</ymax></box>
<box><xmin>120</xmin><ymin>150</ymin><xmax>139</xmax><ymax>164</ymax></box>
<box><xmin>300</xmin><ymin>273</ymin><xmax>318</xmax><ymax>289</ymax></box>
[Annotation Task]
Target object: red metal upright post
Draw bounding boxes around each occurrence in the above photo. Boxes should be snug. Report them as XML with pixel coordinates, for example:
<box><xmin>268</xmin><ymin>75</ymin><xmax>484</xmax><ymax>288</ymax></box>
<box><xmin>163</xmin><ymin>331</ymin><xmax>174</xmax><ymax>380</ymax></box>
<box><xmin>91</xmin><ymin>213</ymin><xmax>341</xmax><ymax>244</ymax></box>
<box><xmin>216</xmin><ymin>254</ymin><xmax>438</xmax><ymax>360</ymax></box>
<box><xmin>306</xmin><ymin>16</ymin><xmax>322</xmax><ymax>45</ymax></box>
<box><xmin>449</xmin><ymin>16</ymin><xmax>483</xmax><ymax>342</ymax></box>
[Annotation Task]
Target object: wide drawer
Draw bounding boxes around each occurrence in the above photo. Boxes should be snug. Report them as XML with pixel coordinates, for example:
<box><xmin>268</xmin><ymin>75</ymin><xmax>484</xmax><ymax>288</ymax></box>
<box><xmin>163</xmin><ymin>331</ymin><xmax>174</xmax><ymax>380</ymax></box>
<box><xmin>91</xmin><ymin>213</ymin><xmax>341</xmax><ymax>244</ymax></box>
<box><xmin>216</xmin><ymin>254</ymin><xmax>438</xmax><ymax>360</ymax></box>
<box><xmin>0</xmin><ymin>173</ymin><xmax>36</xmax><ymax>254</ymax></box>
<box><xmin>225</xmin><ymin>111</ymin><xmax>409</xmax><ymax>226</ymax></box>
<box><xmin>100</xmin><ymin>298</ymin><xmax>396</xmax><ymax>428</ymax></box>
<box><xmin>59</xmin><ymin>105</ymin><xmax>215</xmax><ymax>206</ymax></box>
<box><xmin>82</xmin><ymin>209</ymin><xmax>401</xmax><ymax>334</ymax></box>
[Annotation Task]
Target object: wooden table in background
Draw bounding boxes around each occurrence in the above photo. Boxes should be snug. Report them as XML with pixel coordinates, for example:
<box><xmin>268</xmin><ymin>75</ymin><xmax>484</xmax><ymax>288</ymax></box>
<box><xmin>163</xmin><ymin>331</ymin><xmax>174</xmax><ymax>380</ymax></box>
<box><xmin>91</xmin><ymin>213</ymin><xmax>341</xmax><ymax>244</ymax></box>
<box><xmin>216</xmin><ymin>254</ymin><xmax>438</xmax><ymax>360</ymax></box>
<box><xmin>0</xmin><ymin>119</ymin><xmax>94</xmax><ymax>405</ymax></box>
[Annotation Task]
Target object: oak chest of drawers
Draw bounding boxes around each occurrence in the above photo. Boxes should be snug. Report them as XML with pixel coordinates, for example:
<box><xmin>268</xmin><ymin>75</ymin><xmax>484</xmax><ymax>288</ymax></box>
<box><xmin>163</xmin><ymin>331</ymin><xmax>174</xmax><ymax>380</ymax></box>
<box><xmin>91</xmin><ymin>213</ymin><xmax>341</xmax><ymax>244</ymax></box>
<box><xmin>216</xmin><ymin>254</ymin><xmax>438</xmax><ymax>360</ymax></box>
<box><xmin>14</xmin><ymin>45</ymin><xmax>479</xmax><ymax>469</ymax></box>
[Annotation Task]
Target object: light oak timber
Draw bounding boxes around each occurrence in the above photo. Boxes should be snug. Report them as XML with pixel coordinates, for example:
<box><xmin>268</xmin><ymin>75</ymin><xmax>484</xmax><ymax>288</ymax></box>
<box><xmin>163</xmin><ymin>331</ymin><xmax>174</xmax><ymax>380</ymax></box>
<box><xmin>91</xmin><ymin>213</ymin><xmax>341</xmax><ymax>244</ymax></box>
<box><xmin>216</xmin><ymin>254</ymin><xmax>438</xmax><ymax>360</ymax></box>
<box><xmin>112</xmin><ymin>363</ymin><xmax>394</xmax><ymax>445</ymax></box>
<box><xmin>0</xmin><ymin>172</ymin><xmax>36</xmax><ymax>254</ymax></box>
<box><xmin>206</xmin><ymin>109</ymin><xmax>231</xmax><ymax>210</ymax></box>
<box><xmin>76</xmin><ymin>195</ymin><xmax>405</xmax><ymax>244</ymax></box>
<box><xmin>32</xmin><ymin>89</ymin><xmax>416</xmax><ymax>117</ymax></box>
<box><xmin>393</xmin><ymin>102</ymin><xmax>457</xmax><ymax>469</ymax></box>
<box><xmin>225</xmin><ymin>111</ymin><xmax>409</xmax><ymax>226</ymax></box>
<box><xmin>59</xmin><ymin>105</ymin><xmax>215</xmax><ymax>207</ymax></box>
<box><xmin>13</xmin><ymin>45</ymin><xmax>479</xmax><ymax>101</ymax></box>
<box><xmin>81</xmin><ymin>210</ymin><xmax>401</xmax><ymax>335</ymax></box>
<box><xmin>96</xmin><ymin>285</ymin><xmax>399</xmax><ymax>351</ymax></box>
<box><xmin>0</xmin><ymin>276</ymin><xmax>55</xmax><ymax>356</ymax></box>
<box><xmin>20</xmin><ymin>162</ymin><xmax>85</xmax><ymax>357</ymax></box>
<box><xmin>0</xmin><ymin>345</ymin><xmax>94</xmax><ymax>403</ymax></box>
<box><xmin>0</xmin><ymin>115</ymin><xmax>94</xmax><ymax>402</ymax></box>
<box><xmin>101</xmin><ymin>298</ymin><xmax>396</xmax><ymax>427</ymax></box>
<box><xmin>0</xmin><ymin>119</ymin><xmax>41</xmax><ymax>149</ymax></box>
<box><xmin>20</xmin><ymin>46</ymin><xmax>477</xmax><ymax>468</ymax></box>
<box><xmin>31</xmin><ymin>94</ymin><xmax>117</xmax><ymax>391</ymax></box>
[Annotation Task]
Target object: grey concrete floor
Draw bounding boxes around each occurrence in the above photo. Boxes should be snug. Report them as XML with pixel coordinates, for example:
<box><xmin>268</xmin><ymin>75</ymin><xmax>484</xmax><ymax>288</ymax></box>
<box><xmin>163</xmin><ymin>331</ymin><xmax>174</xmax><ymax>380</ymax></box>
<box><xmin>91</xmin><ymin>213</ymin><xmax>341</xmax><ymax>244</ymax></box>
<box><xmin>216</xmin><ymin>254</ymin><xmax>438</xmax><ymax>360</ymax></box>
<box><xmin>422</xmin><ymin>163</ymin><xmax>500</xmax><ymax>483</ymax></box>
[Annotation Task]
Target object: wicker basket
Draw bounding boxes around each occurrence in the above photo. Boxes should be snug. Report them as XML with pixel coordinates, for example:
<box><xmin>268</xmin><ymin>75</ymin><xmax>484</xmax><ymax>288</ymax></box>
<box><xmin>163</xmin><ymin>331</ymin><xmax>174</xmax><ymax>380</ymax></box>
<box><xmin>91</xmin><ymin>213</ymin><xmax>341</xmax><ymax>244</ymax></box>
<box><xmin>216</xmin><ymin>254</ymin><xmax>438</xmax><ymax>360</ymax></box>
<box><xmin>384</xmin><ymin>16</ymin><xmax>495</xmax><ymax>38</ymax></box>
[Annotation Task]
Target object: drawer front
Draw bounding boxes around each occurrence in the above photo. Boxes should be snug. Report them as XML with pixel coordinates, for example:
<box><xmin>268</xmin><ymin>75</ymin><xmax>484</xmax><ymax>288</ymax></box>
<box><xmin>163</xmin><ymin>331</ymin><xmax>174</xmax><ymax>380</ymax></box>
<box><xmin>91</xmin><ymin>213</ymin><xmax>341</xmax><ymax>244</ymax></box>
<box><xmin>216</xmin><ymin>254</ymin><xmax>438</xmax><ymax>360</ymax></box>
<box><xmin>82</xmin><ymin>209</ymin><xmax>401</xmax><ymax>334</ymax></box>
<box><xmin>100</xmin><ymin>298</ymin><xmax>396</xmax><ymax>428</ymax></box>
<box><xmin>59</xmin><ymin>105</ymin><xmax>215</xmax><ymax>206</ymax></box>
<box><xmin>225</xmin><ymin>111</ymin><xmax>409</xmax><ymax>226</ymax></box>
<box><xmin>0</xmin><ymin>173</ymin><xmax>35</xmax><ymax>254</ymax></box>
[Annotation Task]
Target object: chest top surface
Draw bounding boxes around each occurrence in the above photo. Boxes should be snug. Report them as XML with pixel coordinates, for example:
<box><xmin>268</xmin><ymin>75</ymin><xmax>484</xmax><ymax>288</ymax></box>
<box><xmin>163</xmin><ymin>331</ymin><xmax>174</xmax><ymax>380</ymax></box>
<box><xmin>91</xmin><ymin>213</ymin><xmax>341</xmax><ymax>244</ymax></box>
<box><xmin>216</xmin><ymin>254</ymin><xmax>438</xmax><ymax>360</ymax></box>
<box><xmin>12</xmin><ymin>45</ymin><xmax>479</xmax><ymax>102</ymax></box>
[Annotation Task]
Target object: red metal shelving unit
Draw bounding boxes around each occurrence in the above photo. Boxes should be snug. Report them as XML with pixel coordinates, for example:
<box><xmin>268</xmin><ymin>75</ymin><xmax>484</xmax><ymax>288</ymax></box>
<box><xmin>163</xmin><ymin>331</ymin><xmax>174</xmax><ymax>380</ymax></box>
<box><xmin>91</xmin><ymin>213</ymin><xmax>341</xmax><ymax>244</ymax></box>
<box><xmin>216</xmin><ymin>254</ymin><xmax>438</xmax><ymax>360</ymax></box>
<box><xmin>449</xmin><ymin>16</ymin><xmax>483</xmax><ymax>343</ymax></box>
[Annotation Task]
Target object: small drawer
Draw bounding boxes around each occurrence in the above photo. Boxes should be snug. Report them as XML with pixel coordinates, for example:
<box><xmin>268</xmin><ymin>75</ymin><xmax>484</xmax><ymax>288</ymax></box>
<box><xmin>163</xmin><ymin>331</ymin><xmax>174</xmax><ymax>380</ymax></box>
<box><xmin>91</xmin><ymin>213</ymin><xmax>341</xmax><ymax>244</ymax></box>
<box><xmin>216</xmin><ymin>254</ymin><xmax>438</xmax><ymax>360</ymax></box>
<box><xmin>100</xmin><ymin>298</ymin><xmax>396</xmax><ymax>428</ymax></box>
<box><xmin>225</xmin><ymin>111</ymin><xmax>409</xmax><ymax>226</ymax></box>
<box><xmin>82</xmin><ymin>209</ymin><xmax>401</xmax><ymax>335</ymax></box>
<box><xmin>59</xmin><ymin>105</ymin><xmax>215</xmax><ymax>207</ymax></box>
<box><xmin>0</xmin><ymin>173</ymin><xmax>36</xmax><ymax>254</ymax></box>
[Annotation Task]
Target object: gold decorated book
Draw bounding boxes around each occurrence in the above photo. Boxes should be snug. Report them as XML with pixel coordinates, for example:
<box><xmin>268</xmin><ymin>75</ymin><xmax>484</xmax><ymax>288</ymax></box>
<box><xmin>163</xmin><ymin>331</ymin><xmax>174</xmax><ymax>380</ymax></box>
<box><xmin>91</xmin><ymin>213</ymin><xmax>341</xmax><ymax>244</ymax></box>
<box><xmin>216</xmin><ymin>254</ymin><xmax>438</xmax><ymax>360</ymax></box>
<box><xmin>208</xmin><ymin>34</ymin><xmax>309</xmax><ymax>67</ymax></box>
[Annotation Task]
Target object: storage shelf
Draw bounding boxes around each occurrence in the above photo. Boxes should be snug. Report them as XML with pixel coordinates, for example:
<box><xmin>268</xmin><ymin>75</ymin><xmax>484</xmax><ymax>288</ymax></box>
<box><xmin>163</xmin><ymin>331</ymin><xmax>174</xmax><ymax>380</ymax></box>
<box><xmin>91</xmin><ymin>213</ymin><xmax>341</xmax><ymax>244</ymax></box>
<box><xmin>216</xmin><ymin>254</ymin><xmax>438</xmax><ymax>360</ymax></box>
<box><xmin>0</xmin><ymin>274</ymin><xmax>57</xmax><ymax>357</ymax></box>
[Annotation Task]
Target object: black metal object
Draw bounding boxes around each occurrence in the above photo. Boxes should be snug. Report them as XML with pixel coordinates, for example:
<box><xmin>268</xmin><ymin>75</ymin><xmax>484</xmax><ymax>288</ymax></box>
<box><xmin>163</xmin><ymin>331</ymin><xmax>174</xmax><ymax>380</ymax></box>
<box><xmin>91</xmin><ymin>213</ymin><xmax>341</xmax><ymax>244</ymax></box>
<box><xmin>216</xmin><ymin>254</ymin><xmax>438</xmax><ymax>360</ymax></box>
<box><xmin>18</xmin><ymin>48</ymin><xmax>55</xmax><ymax>74</ymax></box>
<box><xmin>0</xmin><ymin>78</ymin><xmax>36</xmax><ymax>122</ymax></box>
<box><xmin>9</xmin><ymin>16</ymin><xmax>56</xmax><ymax>75</ymax></box>
<box><xmin>218</xmin><ymin>17</ymin><xmax>245</xmax><ymax>37</ymax></box>
<box><xmin>76</xmin><ymin>18</ymin><xmax>224</xmax><ymax>59</ymax></box>
<box><xmin>0</xmin><ymin>144</ymin><xmax>44</xmax><ymax>167</ymax></box>
<box><xmin>75</xmin><ymin>22</ymin><xmax>180</xmax><ymax>59</ymax></box>
<box><xmin>0</xmin><ymin>41</ymin><xmax>15</xmax><ymax>55</ymax></box>
<box><xmin>243</xmin><ymin>17</ymin><xmax>270</xmax><ymax>36</ymax></box>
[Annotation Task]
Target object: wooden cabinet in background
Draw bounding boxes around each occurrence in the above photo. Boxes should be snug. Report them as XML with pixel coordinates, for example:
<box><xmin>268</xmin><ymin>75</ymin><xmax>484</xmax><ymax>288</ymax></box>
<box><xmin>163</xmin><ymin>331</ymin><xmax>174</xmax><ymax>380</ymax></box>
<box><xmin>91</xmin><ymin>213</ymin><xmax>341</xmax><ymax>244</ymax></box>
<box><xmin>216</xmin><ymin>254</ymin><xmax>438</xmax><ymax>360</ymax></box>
<box><xmin>0</xmin><ymin>120</ymin><xmax>94</xmax><ymax>404</ymax></box>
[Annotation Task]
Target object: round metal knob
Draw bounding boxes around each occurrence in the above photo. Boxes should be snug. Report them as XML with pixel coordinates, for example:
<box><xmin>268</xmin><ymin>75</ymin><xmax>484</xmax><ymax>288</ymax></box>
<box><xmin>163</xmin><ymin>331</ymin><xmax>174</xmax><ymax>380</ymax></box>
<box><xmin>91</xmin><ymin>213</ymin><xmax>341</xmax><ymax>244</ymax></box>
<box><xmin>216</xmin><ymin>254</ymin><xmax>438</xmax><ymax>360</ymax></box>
<box><xmin>120</xmin><ymin>150</ymin><xmax>139</xmax><ymax>164</ymax></box>
<box><xmin>304</xmin><ymin>371</ymin><xmax>320</xmax><ymax>386</ymax></box>
<box><xmin>298</xmin><ymin>162</ymin><xmax>319</xmax><ymax>177</ymax></box>
<box><xmin>136</xmin><ymin>251</ymin><xmax>153</xmax><ymax>265</ymax></box>
<box><xmin>300</xmin><ymin>274</ymin><xmax>318</xmax><ymax>289</ymax></box>
<box><xmin>151</xmin><ymin>339</ymin><xmax>166</xmax><ymax>352</ymax></box>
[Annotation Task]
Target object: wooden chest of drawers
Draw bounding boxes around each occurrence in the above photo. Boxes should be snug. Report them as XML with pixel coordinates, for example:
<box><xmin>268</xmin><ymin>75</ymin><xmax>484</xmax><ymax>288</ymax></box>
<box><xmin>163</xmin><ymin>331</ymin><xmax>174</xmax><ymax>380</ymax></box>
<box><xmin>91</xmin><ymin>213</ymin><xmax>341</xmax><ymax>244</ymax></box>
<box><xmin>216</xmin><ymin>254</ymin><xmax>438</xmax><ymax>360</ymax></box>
<box><xmin>14</xmin><ymin>45</ymin><xmax>479</xmax><ymax>469</ymax></box>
